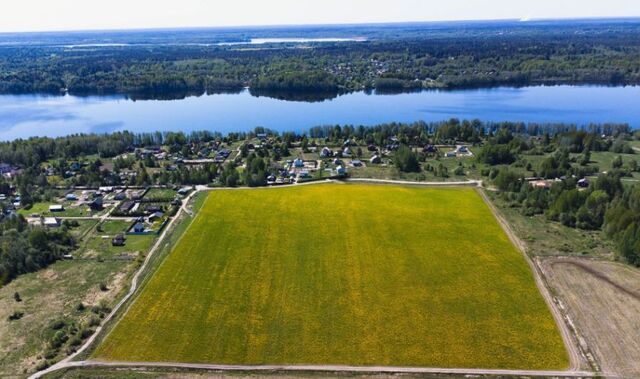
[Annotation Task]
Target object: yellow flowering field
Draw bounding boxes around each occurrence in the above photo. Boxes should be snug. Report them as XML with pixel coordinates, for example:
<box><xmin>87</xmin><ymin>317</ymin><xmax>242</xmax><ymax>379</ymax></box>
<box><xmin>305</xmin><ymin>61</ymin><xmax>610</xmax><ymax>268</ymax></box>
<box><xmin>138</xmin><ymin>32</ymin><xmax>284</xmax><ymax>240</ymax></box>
<box><xmin>95</xmin><ymin>184</ymin><xmax>568</xmax><ymax>369</ymax></box>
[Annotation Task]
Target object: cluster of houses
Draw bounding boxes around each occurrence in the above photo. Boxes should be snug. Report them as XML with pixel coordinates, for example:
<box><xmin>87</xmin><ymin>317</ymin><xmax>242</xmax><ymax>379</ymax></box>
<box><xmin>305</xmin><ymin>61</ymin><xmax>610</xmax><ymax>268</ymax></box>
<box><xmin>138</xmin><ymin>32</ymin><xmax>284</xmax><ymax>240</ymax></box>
<box><xmin>528</xmin><ymin>177</ymin><xmax>590</xmax><ymax>190</ymax></box>
<box><xmin>0</xmin><ymin>163</ymin><xmax>22</xmax><ymax>180</ymax></box>
<box><xmin>445</xmin><ymin>145</ymin><xmax>472</xmax><ymax>158</ymax></box>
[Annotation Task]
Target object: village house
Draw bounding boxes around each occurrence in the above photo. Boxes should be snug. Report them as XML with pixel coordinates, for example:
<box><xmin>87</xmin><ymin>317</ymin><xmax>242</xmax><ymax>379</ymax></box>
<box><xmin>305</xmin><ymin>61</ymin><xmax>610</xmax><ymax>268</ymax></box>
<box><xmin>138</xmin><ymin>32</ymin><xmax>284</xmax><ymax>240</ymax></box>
<box><xmin>133</xmin><ymin>223</ymin><xmax>146</xmax><ymax>233</ymax></box>
<box><xmin>89</xmin><ymin>197</ymin><xmax>104</xmax><ymax>211</ymax></box>
<box><xmin>320</xmin><ymin>147</ymin><xmax>333</xmax><ymax>158</ymax></box>
<box><xmin>119</xmin><ymin>201</ymin><xmax>135</xmax><ymax>213</ymax></box>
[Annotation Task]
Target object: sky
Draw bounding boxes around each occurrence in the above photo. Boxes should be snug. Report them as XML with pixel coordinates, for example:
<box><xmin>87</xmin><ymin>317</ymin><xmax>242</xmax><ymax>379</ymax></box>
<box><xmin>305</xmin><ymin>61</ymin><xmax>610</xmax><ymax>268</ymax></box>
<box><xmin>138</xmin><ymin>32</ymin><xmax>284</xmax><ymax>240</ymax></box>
<box><xmin>0</xmin><ymin>0</ymin><xmax>639</xmax><ymax>33</ymax></box>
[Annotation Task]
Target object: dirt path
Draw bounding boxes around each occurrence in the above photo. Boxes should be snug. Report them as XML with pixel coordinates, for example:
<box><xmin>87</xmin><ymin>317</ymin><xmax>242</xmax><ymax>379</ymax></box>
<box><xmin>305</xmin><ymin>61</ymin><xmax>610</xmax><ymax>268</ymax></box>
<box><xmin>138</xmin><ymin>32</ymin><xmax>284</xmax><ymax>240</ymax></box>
<box><xmin>42</xmin><ymin>360</ymin><xmax>596</xmax><ymax>378</ymax></box>
<box><xmin>476</xmin><ymin>189</ymin><xmax>591</xmax><ymax>373</ymax></box>
<box><xmin>346</xmin><ymin>178</ymin><xmax>481</xmax><ymax>186</ymax></box>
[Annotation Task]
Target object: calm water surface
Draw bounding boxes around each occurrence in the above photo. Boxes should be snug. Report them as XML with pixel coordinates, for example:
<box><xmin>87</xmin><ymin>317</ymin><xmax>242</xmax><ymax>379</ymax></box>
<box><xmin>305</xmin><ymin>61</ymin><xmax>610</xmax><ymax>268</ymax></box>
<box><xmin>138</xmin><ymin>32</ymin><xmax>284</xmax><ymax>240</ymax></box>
<box><xmin>0</xmin><ymin>85</ymin><xmax>638</xmax><ymax>140</ymax></box>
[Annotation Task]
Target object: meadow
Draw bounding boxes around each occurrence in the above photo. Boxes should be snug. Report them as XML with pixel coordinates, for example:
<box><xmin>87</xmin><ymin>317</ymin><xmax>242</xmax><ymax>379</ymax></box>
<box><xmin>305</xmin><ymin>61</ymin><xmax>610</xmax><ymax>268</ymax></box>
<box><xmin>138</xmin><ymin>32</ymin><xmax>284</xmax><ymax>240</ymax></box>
<box><xmin>94</xmin><ymin>184</ymin><xmax>568</xmax><ymax>369</ymax></box>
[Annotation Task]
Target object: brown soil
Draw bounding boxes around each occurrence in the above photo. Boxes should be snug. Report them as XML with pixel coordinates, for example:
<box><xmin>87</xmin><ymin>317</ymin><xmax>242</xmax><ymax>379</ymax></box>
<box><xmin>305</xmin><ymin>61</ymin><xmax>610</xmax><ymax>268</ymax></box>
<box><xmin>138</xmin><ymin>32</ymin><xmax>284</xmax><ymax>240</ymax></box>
<box><xmin>542</xmin><ymin>258</ymin><xmax>640</xmax><ymax>378</ymax></box>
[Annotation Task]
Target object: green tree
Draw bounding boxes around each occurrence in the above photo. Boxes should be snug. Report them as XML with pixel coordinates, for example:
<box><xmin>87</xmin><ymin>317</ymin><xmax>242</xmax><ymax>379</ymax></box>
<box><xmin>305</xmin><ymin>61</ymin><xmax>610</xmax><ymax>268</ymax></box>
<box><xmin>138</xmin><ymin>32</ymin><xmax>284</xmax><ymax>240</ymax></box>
<box><xmin>394</xmin><ymin>145</ymin><xmax>420</xmax><ymax>173</ymax></box>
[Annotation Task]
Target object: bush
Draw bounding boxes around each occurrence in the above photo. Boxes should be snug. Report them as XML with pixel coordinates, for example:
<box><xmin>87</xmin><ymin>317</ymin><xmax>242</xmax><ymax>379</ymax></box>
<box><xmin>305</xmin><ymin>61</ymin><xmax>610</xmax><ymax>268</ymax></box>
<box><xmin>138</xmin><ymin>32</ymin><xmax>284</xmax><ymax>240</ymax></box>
<box><xmin>43</xmin><ymin>349</ymin><xmax>57</xmax><ymax>359</ymax></box>
<box><xmin>68</xmin><ymin>336</ymin><xmax>82</xmax><ymax>347</ymax></box>
<box><xmin>50</xmin><ymin>319</ymin><xmax>66</xmax><ymax>330</ymax></box>
<box><xmin>88</xmin><ymin>315</ymin><xmax>101</xmax><ymax>327</ymax></box>
<box><xmin>50</xmin><ymin>330</ymin><xmax>68</xmax><ymax>349</ymax></box>
<box><xmin>35</xmin><ymin>361</ymin><xmax>50</xmax><ymax>372</ymax></box>
<box><xmin>80</xmin><ymin>328</ymin><xmax>94</xmax><ymax>339</ymax></box>
<box><xmin>8</xmin><ymin>311</ymin><xmax>24</xmax><ymax>321</ymax></box>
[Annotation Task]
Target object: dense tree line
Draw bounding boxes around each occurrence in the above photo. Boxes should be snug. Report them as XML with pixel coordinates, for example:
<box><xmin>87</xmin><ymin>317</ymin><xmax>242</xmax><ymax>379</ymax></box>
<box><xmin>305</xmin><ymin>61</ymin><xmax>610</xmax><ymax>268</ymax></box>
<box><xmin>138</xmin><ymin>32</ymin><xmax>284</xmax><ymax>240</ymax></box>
<box><xmin>0</xmin><ymin>215</ymin><xmax>75</xmax><ymax>284</ymax></box>
<box><xmin>0</xmin><ymin>20</ymin><xmax>639</xmax><ymax>100</ymax></box>
<box><xmin>605</xmin><ymin>186</ymin><xmax>640</xmax><ymax>266</ymax></box>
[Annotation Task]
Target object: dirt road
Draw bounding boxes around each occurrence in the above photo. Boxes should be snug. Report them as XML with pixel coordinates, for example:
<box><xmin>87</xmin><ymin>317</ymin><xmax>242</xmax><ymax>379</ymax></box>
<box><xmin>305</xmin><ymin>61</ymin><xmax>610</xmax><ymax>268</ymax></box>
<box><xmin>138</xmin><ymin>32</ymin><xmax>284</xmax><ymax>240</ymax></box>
<box><xmin>39</xmin><ymin>360</ymin><xmax>596</xmax><ymax>378</ymax></box>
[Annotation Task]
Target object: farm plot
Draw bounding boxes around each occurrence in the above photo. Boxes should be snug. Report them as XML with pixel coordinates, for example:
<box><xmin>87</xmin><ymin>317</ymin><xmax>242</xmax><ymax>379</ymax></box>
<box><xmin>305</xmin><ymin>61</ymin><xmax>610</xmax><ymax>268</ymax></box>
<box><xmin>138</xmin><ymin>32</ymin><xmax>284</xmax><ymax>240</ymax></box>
<box><xmin>542</xmin><ymin>258</ymin><xmax>640</xmax><ymax>378</ymax></box>
<box><xmin>95</xmin><ymin>184</ymin><xmax>568</xmax><ymax>369</ymax></box>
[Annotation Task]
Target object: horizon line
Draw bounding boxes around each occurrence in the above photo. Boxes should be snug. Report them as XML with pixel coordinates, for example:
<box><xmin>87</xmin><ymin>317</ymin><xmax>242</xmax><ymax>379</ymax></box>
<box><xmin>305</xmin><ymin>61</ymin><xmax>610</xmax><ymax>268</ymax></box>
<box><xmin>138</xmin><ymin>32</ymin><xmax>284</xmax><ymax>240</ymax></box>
<box><xmin>1</xmin><ymin>16</ymin><xmax>639</xmax><ymax>35</ymax></box>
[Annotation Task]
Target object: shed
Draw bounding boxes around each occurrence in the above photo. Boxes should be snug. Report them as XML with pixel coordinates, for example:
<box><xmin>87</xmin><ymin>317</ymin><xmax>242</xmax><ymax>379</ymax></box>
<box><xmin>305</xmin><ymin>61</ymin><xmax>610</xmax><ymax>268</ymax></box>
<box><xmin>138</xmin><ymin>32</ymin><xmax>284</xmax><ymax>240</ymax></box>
<box><xmin>49</xmin><ymin>204</ymin><xmax>65</xmax><ymax>212</ymax></box>
<box><xmin>43</xmin><ymin>217</ymin><xmax>61</xmax><ymax>228</ymax></box>
<box><xmin>149</xmin><ymin>211</ymin><xmax>164</xmax><ymax>222</ymax></box>
<box><xmin>133</xmin><ymin>223</ymin><xmax>146</xmax><ymax>233</ymax></box>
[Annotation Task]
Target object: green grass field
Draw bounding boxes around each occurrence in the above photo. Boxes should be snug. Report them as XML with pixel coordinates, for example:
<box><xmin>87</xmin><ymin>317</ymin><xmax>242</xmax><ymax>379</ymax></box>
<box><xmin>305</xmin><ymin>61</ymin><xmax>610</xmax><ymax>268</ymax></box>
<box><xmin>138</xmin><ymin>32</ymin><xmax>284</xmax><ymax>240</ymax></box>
<box><xmin>95</xmin><ymin>184</ymin><xmax>568</xmax><ymax>369</ymax></box>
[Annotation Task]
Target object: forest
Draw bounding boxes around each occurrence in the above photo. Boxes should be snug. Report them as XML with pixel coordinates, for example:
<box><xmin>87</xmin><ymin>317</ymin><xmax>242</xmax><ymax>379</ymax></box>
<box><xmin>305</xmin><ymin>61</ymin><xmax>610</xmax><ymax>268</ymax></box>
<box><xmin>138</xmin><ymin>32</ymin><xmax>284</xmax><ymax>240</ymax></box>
<box><xmin>0</xmin><ymin>19</ymin><xmax>639</xmax><ymax>100</ymax></box>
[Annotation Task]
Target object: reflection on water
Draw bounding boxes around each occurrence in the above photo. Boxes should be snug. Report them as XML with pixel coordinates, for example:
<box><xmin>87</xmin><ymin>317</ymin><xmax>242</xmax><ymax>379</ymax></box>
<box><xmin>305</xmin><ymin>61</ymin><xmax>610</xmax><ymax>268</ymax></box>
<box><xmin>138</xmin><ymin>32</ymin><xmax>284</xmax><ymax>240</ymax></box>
<box><xmin>0</xmin><ymin>85</ymin><xmax>638</xmax><ymax>140</ymax></box>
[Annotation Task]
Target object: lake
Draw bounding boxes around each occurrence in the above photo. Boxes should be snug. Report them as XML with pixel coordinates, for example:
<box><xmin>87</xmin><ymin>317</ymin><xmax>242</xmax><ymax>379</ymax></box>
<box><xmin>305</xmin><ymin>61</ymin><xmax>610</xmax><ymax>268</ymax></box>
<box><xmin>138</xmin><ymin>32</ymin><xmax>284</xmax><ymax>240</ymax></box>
<box><xmin>0</xmin><ymin>85</ymin><xmax>638</xmax><ymax>140</ymax></box>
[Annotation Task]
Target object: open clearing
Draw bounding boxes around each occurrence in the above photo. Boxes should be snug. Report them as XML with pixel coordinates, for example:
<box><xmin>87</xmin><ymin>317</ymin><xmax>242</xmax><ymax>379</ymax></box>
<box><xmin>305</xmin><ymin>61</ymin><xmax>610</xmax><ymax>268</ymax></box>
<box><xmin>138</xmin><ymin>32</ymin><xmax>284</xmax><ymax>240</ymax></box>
<box><xmin>94</xmin><ymin>184</ymin><xmax>567</xmax><ymax>369</ymax></box>
<box><xmin>542</xmin><ymin>258</ymin><xmax>640</xmax><ymax>378</ymax></box>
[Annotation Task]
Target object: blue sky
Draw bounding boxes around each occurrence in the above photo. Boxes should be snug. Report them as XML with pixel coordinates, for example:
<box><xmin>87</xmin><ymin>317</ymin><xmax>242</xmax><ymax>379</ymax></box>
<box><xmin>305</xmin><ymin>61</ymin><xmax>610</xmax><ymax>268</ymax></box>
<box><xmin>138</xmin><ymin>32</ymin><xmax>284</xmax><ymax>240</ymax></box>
<box><xmin>1</xmin><ymin>0</ymin><xmax>639</xmax><ymax>32</ymax></box>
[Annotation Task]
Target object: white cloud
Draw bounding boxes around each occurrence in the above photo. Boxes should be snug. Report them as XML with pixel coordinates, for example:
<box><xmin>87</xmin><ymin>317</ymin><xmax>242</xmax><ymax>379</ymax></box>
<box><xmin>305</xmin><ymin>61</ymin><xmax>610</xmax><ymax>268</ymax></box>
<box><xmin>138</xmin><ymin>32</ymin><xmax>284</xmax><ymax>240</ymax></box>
<box><xmin>0</xmin><ymin>0</ymin><xmax>638</xmax><ymax>32</ymax></box>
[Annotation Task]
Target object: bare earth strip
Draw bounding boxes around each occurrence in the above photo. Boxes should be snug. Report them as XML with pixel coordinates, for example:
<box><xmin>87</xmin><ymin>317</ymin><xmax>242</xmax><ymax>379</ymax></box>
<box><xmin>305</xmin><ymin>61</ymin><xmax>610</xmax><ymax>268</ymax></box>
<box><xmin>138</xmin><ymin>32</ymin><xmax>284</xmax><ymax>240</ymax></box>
<box><xmin>541</xmin><ymin>258</ymin><xmax>640</xmax><ymax>379</ymax></box>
